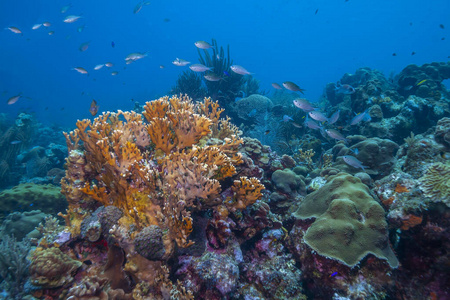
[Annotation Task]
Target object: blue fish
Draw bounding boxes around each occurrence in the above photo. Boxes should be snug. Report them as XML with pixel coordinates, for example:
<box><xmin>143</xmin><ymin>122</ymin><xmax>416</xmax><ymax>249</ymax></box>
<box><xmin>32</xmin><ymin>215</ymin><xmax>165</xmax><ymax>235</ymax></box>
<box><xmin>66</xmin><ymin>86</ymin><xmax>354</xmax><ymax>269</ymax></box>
<box><xmin>111</xmin><ymin>41</ymin><xmax>115</xmax><ymax>48</ymax></box>
<box><xmin>223</xmin><ymin>71</ymin><xmax>230</xmax><ymax>77</ymax></box>
<box><xmin>330</xmin><ymin>272</ymin><xmax>338</xmax><ymax>277</ymax></box>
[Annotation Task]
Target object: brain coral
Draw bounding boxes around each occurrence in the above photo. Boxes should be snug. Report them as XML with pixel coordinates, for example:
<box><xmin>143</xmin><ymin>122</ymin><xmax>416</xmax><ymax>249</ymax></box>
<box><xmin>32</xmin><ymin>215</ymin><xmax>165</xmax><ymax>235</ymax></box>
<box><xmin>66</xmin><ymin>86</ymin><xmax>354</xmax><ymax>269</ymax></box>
<box><xmin>292</xmin><ymin>173</ymin><xmax>398</xmax><ymax>268</ymax></box>
<box><xmin>419</xmin><ymin>162</ymin><xmax>450</xmax><ymax>207</ymax></box>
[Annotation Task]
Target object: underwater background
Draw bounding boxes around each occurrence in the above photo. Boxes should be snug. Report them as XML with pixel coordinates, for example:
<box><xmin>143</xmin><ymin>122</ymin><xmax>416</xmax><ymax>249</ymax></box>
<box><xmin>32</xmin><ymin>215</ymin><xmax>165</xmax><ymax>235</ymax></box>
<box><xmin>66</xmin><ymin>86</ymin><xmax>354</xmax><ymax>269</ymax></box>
<box><xmin>1</xmin><ymin>0</ymin><xmax>449</xmax><ymax>126</ymax></box>
<box><xmin>0</xmin><ymin>0</ymin><xmax>449</xmax><ymax>299</ymax></box>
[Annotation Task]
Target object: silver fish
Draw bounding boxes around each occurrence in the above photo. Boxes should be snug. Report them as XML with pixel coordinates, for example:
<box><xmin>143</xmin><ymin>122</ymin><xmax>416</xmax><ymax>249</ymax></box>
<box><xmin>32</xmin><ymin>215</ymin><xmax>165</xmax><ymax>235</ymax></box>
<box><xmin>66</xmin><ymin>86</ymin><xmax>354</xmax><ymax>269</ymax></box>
<box><xmin>304</xmin><ymin>118</ymin><xmax>321</xmax><ymax>130</ymax></box>
<box><xmin>94</xmin><ymin>64</ymin><xmax>104</xmax><ymax>70</ymax></box>
<box><xmin>61</xmin><ymin>4</ymin><xmax>72</xmax><ymax>13</ymax></box>
<box><xmin>64</xmin><ymin>15</ymin><xmax>82</xmax><ymax>23</ymax></box>
<box><xmin>6</xmin><ymin>26</ymin><xmax>22</xmax><ymax>34</ymax></box>
<box><xmin>336</xmin><ymin>84</ymin><xmax>355</xmax><ymax>95</ymax></box>
<box><xmin>189</xmin><ymin>64</ymin><xmax>213</xmax><ymax>72</ymax></box>
<box><xmin>172</xmin><ymin>58</ymin><xmax>190</xmax><ymax>66</ymax></box>
<box><xmin>204</xmin><ymin>73</ymin><xmax>222</xmax><ymax>81</ymax></box>
<box><xmin>350</xmin><ymin>110</ymin><xmax>371</xmax><ymax>125</ymax></box>
<box><xmin>293</xmin><ymin>98</ymin><xmax>315</xmax><ymax>112</ymax></box>
<box><xmin>325</xmin><ymin>129</ymin><xmax>348</xmax><ymax>142</ymax></box>
<box><xmin>230</xmin><ymin>65</ymin><xmax>252</xmax><ymax>75</ymax></box>
<box><xmin>328</xmin><ymin>110</ymin><xmax>340</xmax><ymax>124</ymax></box>
<box><xmin>272</xmin><ymin>83</ymin><xmax>283</xmax><ymax>89</ymax></box>
<box><xmin>73</xmin><ymin>67</ymin><xmax>88</xmax><ymax>74</ymax></box>
<box><xmin>194</xmin><ymin>40</ymin><xmax>213</xmax><ymax>49</ymax></box>
<box><xmin>32</xmin><ymin>24</ymin><xmax>42</xmax><ymax>30</ymax></box>
<box><xmin>343</xmin><ymin>155</ymin><xmax>367</xmax><ymax>171</ymax></box>
<box><xmin>7</xmin><ymin>94</ymin><xmax>21</xmax><ymax>105</ymax></box>
<box><xmin>283</xmin><ymin>81</ymin><xmax>305</xmax><ymax>93</ymax></box>
<box><xmin>79</xmin><ymin>41</ymin><xmax>90</xmax><ymax>52</ymax></box>
<box><xmin>309</xmin><ymin>111</ymin><xmax>329</xmax><ymax>123</ymax></box>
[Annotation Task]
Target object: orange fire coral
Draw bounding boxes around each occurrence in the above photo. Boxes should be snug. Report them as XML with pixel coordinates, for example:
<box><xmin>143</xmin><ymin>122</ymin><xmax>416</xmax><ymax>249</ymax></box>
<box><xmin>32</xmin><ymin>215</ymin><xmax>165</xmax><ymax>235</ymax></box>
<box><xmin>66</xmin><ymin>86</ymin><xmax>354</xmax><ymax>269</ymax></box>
<box><xmin>61</xmin><ymin>94</ymin><xmax>264</xmax><ymax>252</ymax></box>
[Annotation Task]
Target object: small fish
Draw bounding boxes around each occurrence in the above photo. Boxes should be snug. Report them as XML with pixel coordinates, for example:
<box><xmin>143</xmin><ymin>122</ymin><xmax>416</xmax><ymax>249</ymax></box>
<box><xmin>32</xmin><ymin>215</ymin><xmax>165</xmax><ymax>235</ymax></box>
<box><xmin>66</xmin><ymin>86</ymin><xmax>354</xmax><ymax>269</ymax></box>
<box><xmin>159</xmin><ymin>65</ymin><xmax>165</xmax><ymax>69</ymax></box>
<box><xmin>335</xmin><ymin>83</ymin><xmax>355</xmax><ymax>95</ymax></box>
<box><xmin>283</xmin><ymin>115</ymin><xmax>293</xmax><ymax>122</ymax></box>
<box><xmin>315</xmin><ymin>9</ymin><xmax>318</xmax><ymax>15</ymax></box>
<box><xmin>293</xmin><ymin>98</ymin><xmax>316</xmax><ymax>112</ymax></box>
<box><xmin>111</xmin><ymin>71</ymin><xmax>119</xmax><ymax>76</ymax></box>
<box><xmin>441</xmin><ymin>37</ymin><xmax>445</xmax><ymax>40</ymax></box>
<box><xmin>73</xmin><ymin>67</ymin><xmax>88</xmax><ymax>74</ymax></box>
<box><xmin>230</xmin><ymin>65</ymin><xmax>252</xmax><ymax>75</ymax></box>
<box><xmin>416</xmin><ymin>79</ymin><xmax>427</xmax><ymax>86</ymax></box>
<box><xmin>32</xmin><ymin>24</ymin><xmax>42</xmax><ymax>30</ymax></box>
<box><xmin>172</xmin><ymin>58</ymin><xmax>190</xmax><ymax>66</ymax></box>
<box><xmin>309</xmin><ymin>111</ymin><xmax>329</xmax><ymax>123</ymax></box>
<box><xmin>79</xmin><ymin>41</ymin><xmax>90</xmax><ymax>52</ymax></box>
<box><xmin>48</xmin><ymin>31</ymin><xmax>55</xmax><ymax>35</ymax></box>
<box><xmin>328</xmin><ymin>110</ymin><xmax>340</xmax><ymax>124</ymax></box>
<box><xmin>125</xmin><ymin>52</ymin><xmax>148</xmax><ymax>63</ymax></box>
<box><xmin>64</xmin><ymin>15</ymin><xmax>82</xmax><ymax>23</ymax></box>
<box><xmin>392</xmin><ymin>53</ymin><xmax>397</xmax><ymax>56</ymax></box>
<box><xmin>291</xmin><ymin>122</ymin><xmax>302</xmax><ymax>128</ymax></box>
<box><xmin>325</xmin><ymin>129</ymin><xmax>348</xmax><ymax>143</ymax></box>
<box><xmin>330</xmin><ymin>272</ymin><xmax>338</xmax><ymax>277</ymax></box>
<box><xmin>411</xmin><ymin>51</ymin><xmax>416</xmax><ymax>55</ymax></box>
<box><xmin>189</xmin><ymin>64</ymin><xmax>213</xmax><ymax>72</ymax></box>
<box><xmin>134</xmin><ymin>1</ymin><xmax>150</xmax><ymax>14</ymax></box>
<box><xmin>204</xmin><ymin>73</ymin><xmax>223</xmax><ymax>81</ymax></box>
<box><xmin>194</xmin><ymin>40</ymin><xmax>213</xmax><ymax>49</ymax></box>
<box><xmin>264</xmin><ymin>130</ymin><xmax>271</xmax><ymax>135</ymax></box>
<box><xmin>43</xmin><ymin>22</ymin><xmax>51</xmax><ymax>27</ymax></box>
<box><xmin>223</xmin><ymin>71</ymin><xmax>230</xmax><ymax>77</ymax></box>
<box><xmin>439</xmin><ymin>24</ymin><xmax>445</xmax><ymax>29</ymax></box>
<box><xmin>94</xmin><ymin>64</ymin><xmax>104</xmax><ymax>70</ymax></box>
<box><xmin>10</xmin><ymin>140</ymin><xmax>22</xmax><ymax>145</ymax></box>
<box><xmin>7</xmin><ymin>94</ymin><xmax>21</xmax><ymax>105</ymax></box>
<box><xmin>6</xmin><ymin>26</ymin><xmax>22</xmax><ymax>34</ymax></box>
<box><xmin>283</xmin><ymin>81</ymin><xmax>305</xmax><ymax>93</ymax></box>
<box><xmin>61</xmin><ymin>4</ymin><xmax>72</xmax><ymax>14</ymax></box>
<box><xmin>343</xmin><ymin>155</ymin><xmax>367</xmax><ymax>171</ymax></box>
<box><xmin>216</xmin><ymin>54</ymin><xmax>222</xmax><ymax>60</ymax></box>
<box><xmin>77</xmin><ymin>25</ymin><xmax>86</xmax><ymax>32</ymax></box>
<box><xmin>163</xmin><ymin>18</ymin><xmax>170</xmax><ymax>22</ymax></box>
<box><xmin>271</xmin><ymin>83</ymin><xmax>283</xmax><ymax>89</ymax></box>
<box><xmin>134</xmin><ymin>2</ymin><xmax>143</xmax><ymax>14</ymax></box>
<box><xmin>89</xmin><ymin>99</ymin><xmax>99</xmax><ymax>116</ymax></box>
<box><xmin>304</xmin><ymin>117</ymin><xmax>321</xmax><ymax>130</ymax></box>
<box><xmin>350</xmin><ymin>110</ymin><xmax>371</xmax><ymax>125</ymax></box>
<box><xmin>111</xmin><ymin>41</ymin><xmax>115</xmax><ymax>48</ymax></box>
<box><xmin>105</xmin><ymin>62</ymin><xmax>113</xmax><ymax>67</ymax></box>
<box><xmin>350</xmin><ymin>148</ymin><xmax>359</xmax><ymax>155</ymax></box>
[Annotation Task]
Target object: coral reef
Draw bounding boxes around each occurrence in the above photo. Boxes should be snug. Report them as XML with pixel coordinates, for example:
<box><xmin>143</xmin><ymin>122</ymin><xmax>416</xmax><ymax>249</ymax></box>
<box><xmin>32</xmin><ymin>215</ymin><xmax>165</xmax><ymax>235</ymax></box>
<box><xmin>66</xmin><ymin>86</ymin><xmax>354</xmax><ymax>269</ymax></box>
<box><xmin>292</xmin><ymin>173</ymin><xmax>398</xmax><ymax>268</ymax></box>
<box><xmin>0</xmin><ymin>235</ymin><xmax>31</xmax><ymax>299</ymax></box>
<box><xmin>0</xmin><ymin>183</ymin><xmax>67</xmax><ymax>217</ymax></box>
<box><xmin>419</xmin><ymin>162</ymin><xmax>450</xmax><ymax>207</ymax></box>
<box><xmin>332</xmin><ymin>137</ymin><xmax>399</xmax><ymax>178</ymax></box>
<box><xmin>29</xmin><ymin>247</ymin><xmax>82</xmax><ymax>289</ymax></box>
<box><xmin>53</xmin><ymin>95</ymin><xmax>265</xmax><ymax>297</ymax></box>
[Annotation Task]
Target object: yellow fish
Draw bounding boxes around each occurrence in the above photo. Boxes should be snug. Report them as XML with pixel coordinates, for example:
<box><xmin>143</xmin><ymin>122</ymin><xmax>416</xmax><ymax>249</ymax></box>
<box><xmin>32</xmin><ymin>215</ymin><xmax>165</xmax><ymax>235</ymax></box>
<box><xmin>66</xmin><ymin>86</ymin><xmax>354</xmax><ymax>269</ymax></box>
<box><xmin>417</xmin><ymin>79</ymin><xmax>427</xmax><ymax>86</ymax></box>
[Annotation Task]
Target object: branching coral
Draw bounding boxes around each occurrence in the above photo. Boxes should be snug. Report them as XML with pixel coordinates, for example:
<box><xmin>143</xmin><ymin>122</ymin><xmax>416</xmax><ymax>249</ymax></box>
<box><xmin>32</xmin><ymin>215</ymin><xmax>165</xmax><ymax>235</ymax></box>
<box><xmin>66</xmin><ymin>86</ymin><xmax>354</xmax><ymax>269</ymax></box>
<box><xmin>61</xmin><ymin>95</ymin><xmax>263</xmax><ymax>255</ymax></box>
<box><xmin>293</xmin><ymin>148</ymin><xmax>315</xmax><ymax>170</ymax></box>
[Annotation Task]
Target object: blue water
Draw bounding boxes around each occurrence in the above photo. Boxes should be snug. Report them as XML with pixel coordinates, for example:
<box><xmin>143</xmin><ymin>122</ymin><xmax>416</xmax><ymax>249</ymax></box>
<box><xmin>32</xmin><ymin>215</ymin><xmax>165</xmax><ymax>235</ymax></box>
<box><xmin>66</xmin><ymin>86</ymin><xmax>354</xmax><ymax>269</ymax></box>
<box><xmin>0</xmin><ymin>0</ymin><xmax>448</xmax><ymax>126</ymax></box>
